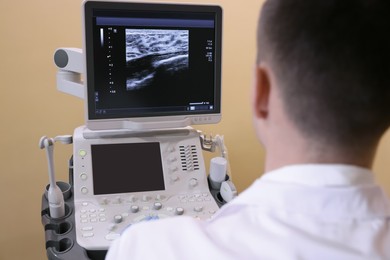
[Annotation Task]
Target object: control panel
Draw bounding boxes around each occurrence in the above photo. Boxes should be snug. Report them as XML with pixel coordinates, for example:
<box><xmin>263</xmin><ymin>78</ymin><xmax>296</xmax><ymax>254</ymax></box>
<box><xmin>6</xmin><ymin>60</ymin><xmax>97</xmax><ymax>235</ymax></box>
<box><xmin>72</xmin><ymin>126</ymin><xmax>219</xmax><ymax>250</ymax></box>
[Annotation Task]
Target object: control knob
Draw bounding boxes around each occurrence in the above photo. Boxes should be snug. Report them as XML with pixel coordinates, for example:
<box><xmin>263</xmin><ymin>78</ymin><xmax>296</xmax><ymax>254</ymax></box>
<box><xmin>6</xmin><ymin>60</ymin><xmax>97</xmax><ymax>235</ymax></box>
<box><xmin>175</xmin><ymin>207</ymin><xmax>184</xmax><ymax>215</ymax></box>
<box><xmin>153</xmin><ymin>202</ymin><xmax>162</xmax><ymax>210</ymax></box>
<box><xmin>130</xmin><ymin>205</ymin><xmax>139</xmax><ymax>213</ymax></box>
<box><xmin>114</xmin><ymin>215</ymin><xmax>123</xmax><ymax>224</ymax></box>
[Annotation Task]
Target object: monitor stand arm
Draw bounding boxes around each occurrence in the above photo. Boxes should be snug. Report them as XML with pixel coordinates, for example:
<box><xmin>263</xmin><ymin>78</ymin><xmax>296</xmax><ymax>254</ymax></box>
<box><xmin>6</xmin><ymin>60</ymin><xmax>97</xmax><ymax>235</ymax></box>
<box><xmin>54</xmin><ymin>48</ymin><xmax>84</xmax><ymax>99</ymax></box>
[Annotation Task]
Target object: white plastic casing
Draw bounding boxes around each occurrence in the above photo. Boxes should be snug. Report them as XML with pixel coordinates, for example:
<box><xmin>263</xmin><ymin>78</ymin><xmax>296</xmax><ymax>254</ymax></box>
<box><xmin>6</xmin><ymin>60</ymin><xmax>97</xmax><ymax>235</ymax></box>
<box><xmin>81</xmin><ymin>0</ymin><xmax>222</xmax><ymax>131</ymax></box>
<box><xmin>54</xmin><ymin>48</ymin><xmax>84</xmax><ymax>99</ymax></box>
<box><xmin>209</xmin><ymin>157</ymin><xmax>227</xmax><ymax>183</ymax></box>
<box><xmin>220</xmin><ymin>180</ymin><xmax>237</xmax><ymax>203</ymax></box>
<box><xmin>54</xmin><ymin>48</ymin><xmax>83</xmax><ymax>73</ymax></box>
<box><xmin>72</xmin><ymin>126</ymin><xmax>219</xmax><ymax>250</ymax></box>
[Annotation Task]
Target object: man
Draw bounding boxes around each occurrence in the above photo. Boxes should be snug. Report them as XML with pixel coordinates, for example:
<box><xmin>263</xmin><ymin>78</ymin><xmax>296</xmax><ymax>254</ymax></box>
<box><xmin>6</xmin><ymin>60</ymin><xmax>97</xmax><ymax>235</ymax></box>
<box><xmin>106</xmin><ymin>0</ymin><xmax>390</xmax><ymax>259</ymax></box>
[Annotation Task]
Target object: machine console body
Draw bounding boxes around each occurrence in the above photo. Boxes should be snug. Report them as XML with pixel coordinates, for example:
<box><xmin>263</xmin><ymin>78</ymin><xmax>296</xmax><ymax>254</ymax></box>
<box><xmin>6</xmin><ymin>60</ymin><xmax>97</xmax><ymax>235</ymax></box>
<box><xmin>73</xmin><ymin>126</ymin><xmax>219</xmax><ymax>250</ymax></box>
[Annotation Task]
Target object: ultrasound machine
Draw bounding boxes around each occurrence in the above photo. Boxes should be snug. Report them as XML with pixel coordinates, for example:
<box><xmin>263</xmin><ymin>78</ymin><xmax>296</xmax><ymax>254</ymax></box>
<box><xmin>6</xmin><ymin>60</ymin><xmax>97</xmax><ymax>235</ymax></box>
<box><xmin>40</xmin><ymin>1</ymin><xmax>237</xmax><ymax>259</ymax></box>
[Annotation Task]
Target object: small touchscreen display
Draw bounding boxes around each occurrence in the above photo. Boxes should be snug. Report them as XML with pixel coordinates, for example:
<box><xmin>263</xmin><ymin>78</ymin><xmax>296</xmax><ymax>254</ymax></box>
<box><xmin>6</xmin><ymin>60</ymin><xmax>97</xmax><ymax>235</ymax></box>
<box><xmin>91</xmin><ymin>142</ymin><xmax>165</xmax><ymax>195</ymax></box>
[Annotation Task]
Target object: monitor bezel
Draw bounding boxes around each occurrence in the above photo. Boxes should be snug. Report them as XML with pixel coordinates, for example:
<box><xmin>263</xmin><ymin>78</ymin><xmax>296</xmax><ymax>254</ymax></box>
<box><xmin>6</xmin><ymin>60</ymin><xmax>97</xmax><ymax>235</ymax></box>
<box><xmin>83</xmin><ymin>0</ymin><xmax>223</xmax><ymax>130</ymax></box>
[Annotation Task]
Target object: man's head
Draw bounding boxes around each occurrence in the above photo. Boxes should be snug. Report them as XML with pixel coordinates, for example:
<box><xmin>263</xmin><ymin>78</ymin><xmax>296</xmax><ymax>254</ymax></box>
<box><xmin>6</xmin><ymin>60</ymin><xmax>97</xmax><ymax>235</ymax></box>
<box><xmin>254</xmin><ymin>0</ymin><xmax>390</xmax><ymax>157</ymax></box>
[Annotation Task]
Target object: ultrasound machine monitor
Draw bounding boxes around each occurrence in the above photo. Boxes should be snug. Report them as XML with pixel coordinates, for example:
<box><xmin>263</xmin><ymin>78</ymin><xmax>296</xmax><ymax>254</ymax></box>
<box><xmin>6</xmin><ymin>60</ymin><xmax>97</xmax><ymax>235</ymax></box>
<box><xmin>83</xmin><ymin>1</ymin><xmax>222</xmax><ymax>130</ymax></box>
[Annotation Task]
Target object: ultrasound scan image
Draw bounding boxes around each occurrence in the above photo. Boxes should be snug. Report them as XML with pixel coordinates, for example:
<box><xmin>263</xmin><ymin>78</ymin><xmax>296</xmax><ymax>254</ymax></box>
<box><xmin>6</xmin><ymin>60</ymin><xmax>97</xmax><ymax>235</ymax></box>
<box><xmin>125</xmin><ymin>29</ymin><xmax>189</xmax><ymax>91</ymax></box>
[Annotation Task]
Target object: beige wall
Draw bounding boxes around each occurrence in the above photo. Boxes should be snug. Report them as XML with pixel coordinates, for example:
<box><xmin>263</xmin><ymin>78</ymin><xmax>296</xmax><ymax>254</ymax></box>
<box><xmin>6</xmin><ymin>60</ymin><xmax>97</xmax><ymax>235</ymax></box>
<box><xmin>0</xmin><ymin>0</ymin><xmax>389</xmax><ymax>259</ymax></box>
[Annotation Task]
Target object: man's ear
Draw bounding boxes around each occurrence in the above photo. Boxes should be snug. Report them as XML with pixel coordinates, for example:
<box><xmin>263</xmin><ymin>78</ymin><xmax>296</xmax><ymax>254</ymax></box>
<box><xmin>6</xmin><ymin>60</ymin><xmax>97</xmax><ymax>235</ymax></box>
<box><xmin>253</xmin><ymin>64</ymin><xmax>271</xmax><ymax>119</ymax></box>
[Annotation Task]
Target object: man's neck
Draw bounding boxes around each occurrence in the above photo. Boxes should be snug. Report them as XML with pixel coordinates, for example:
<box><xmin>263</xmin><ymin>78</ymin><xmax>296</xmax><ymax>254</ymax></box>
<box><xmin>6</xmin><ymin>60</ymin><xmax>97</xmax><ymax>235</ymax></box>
<box><xmin>264</xmin><ymin>137</ymin><xmax>376</xmax><ymax>173</ymax></box>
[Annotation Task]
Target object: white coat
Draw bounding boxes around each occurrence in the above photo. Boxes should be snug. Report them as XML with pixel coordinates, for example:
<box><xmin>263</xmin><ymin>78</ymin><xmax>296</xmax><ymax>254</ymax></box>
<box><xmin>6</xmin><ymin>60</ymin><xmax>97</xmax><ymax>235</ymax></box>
<box><xmin>106</xmin><ymin>164</ymin><xmax>390</xmax><ymax>260</ymax></box>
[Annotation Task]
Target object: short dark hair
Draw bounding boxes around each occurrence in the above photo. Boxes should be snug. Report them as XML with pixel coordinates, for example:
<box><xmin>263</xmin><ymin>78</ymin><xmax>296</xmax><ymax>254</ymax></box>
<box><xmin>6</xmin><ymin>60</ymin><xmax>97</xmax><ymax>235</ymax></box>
<box><xmin>258</xmin><ymin>0</ymin><xmax>390</xmax><ymax>147</ymax></box>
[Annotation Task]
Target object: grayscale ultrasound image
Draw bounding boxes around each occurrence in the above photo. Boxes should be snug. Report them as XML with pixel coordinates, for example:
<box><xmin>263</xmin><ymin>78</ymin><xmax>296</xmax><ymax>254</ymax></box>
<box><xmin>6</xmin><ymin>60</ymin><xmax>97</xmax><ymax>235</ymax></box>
<box><xmin>125</xmin><ymin>29</ymin><xmax>189</xmax><ymax>91</ymax></box>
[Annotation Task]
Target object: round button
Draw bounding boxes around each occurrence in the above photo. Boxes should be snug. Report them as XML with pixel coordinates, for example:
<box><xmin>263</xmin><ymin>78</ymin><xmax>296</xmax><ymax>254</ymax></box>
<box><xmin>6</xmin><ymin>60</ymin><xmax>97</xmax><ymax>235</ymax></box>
<box><xmin>156</xmin><ymin>194</ymin><xmax>165</xmax><ymax>201</ymax></box>
<box><xmin>127</xmin><ymin>195</ymin><xmax>137</xmax><ymax>203</ymax></box>
<box><xmin>114</xmin><ymin>215</ymin><xmax>123</xmax><ymax>224</ymax></box>
<box><xmin>100</xmin><ymin>198</ymin><xmax>108</xmax><ymax>205</ymax></box>
<box><xmin>79</xmin><ymin>149</ymin><xmax>87</xmax><ymax>157</ymax></box>
<box><xmin>169</xmin><ymin>166</ymin><xmax>178</xmax><ymax>173</ymax></box>
<box><xmin>80</xmin><ymin>173</ymin><xmax>87</xmax><ymax>180</ymax></box>
<box><xmin>108</xmin><ymin>224</ymin><xmax>116</xmax><ymax>231</ymax></box>
<box><xmin>112</xmin><ymin>196</ymin><xmax>121</xmax><ymax>204</ymax></box>
<box><xmin>153</xmin><ymin>202</ymin><xmax>162</xmax><ymax>210</ymax></box>
<box><xmin>170</xmin><ymin>176</ymin><xmax>179</xmax><ymax>182</ymax></box>
<box><xmin>81</xmin><ymin>187</ymin><xmax>88</xmax><ymax>194</ymax></box>
<box><xmin>168</xmin><ymin>156</ymin><xmax>177</xmax><ymax>162</ymax></box>
<box><xmin>189</xmin><ymin>178</ymin><xmax>198</xmax><ymax>188</ymax></box>
<box><xmin>194</xmin><ymin>206</ymin><xmax>203</xmax><ymax>212</ymax></box>
<box><xmin>175</xmin><ymin>207</ymin><xmax>184</xmax><ymax>215</ymax></box>
<box><xmin>130</xmin><ymin>205</ymin><xmax>139</xmax><ymax>213</ymax></box>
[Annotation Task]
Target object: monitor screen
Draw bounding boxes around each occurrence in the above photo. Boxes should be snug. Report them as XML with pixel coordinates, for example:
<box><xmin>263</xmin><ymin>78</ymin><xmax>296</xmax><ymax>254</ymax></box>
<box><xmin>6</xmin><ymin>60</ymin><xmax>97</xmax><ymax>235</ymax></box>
<box><xmin>91</xmin><ymin>142</ymin><xmax>165</xmax><ymax>195</ymax></box>
<box><xmin>83</xmin><ymin>1</ymin><xmax>222</xmax><ymax>130</ymax></box>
